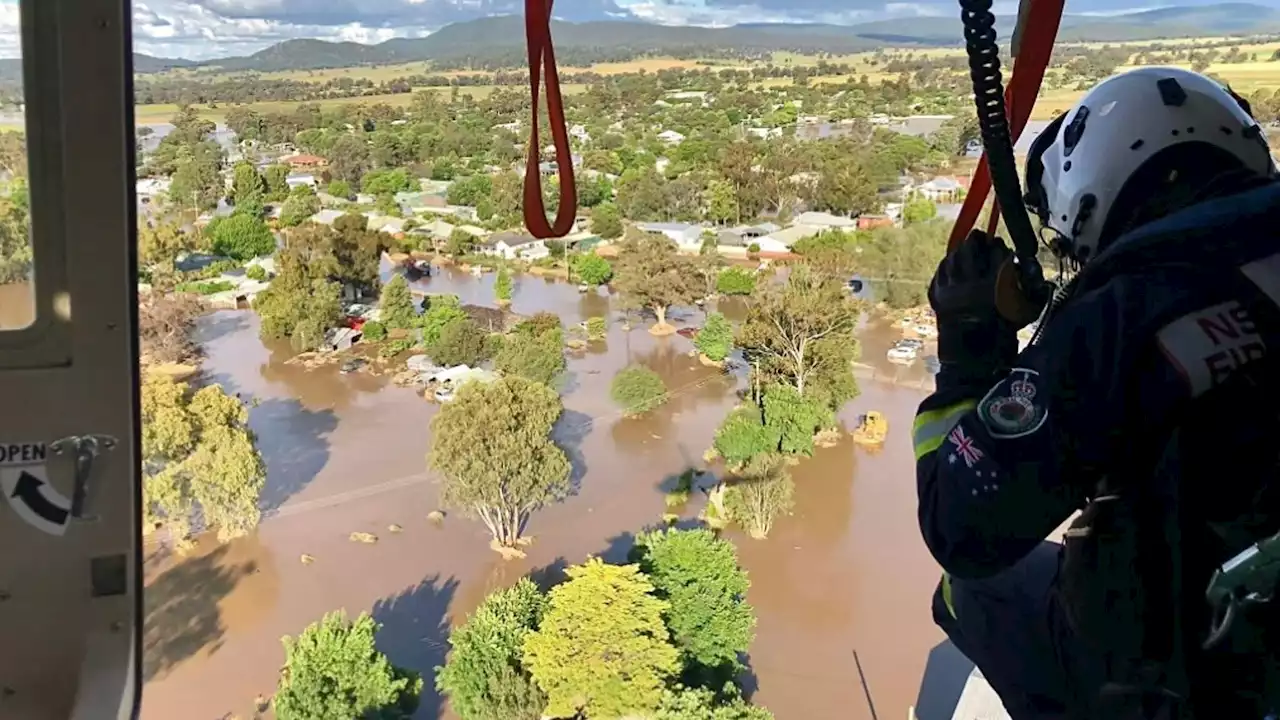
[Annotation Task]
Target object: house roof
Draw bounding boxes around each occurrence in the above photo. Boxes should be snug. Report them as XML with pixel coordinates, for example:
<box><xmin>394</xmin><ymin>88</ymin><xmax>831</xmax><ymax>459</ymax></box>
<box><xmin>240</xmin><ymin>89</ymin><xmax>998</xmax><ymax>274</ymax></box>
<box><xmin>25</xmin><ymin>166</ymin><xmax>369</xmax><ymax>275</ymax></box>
<box><xmin>923</xmin><ymin>177</ymin><xmax>962</xmax><ymax>191</ymax></box>
<box><xmin>638</xmin><ymin>222</ymin><xmax>699</xmax><ymax>235</ymax></box>
<box><xmin>490</xmin><ymin>230</ymin><xmax>539</xmax><ymax>247</ymax></box>
<box><xmin>763</xmin><ymin>224</ymin><xmax>823</xmax><ymax>247</ymax></box>
<box><xmin>309</xmin><ymin>209</ymin><xmax>345</xmax><ymax>225</ymax></box>
<box><xmin>287</xmin><ymin>154</ymin><xmax>326</xmax><ymax>166</ymax></box>
<box><xmin>795</xmin><ymin>211</ymin><xmax>857</xmax><ymax>228</ymax></box>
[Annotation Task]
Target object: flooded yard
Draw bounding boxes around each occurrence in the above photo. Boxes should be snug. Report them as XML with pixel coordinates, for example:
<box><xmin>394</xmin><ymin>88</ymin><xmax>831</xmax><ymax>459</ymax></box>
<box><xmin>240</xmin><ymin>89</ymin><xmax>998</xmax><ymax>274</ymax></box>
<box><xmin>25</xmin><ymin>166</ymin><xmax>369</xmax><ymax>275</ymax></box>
<box><xmin>140</xmin><ymin>267</ymin><xmax>947</xmax><ymax>720</ymax></box>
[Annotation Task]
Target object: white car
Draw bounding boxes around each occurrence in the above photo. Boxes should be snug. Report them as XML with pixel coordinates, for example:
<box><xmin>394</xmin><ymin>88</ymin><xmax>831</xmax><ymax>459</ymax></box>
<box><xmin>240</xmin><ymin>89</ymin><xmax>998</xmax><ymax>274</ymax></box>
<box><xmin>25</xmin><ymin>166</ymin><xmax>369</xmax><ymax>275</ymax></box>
<box><xmin>887</xmin><ymin>344</ymin><xmax>919</xmax><ymax>364</ymax></box>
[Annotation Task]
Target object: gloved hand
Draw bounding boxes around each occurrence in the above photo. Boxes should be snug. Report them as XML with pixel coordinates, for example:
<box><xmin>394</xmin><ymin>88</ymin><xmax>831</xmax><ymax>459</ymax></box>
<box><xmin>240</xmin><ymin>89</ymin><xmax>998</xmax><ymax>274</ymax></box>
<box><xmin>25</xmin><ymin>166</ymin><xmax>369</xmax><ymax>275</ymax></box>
<box><xmin>928</xmin><ymin>230</ymin><xmax>1019</xmax><ymax>386</ymax></box>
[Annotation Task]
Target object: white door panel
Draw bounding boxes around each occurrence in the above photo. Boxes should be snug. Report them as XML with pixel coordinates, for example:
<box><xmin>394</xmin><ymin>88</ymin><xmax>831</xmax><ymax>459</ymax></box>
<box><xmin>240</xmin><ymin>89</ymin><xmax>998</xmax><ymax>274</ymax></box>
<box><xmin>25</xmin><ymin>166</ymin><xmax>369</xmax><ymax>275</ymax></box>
<box><xmin>0</xmin><ymin>1</ymin><xmax>140</xmax><ymax>719</ymax></box>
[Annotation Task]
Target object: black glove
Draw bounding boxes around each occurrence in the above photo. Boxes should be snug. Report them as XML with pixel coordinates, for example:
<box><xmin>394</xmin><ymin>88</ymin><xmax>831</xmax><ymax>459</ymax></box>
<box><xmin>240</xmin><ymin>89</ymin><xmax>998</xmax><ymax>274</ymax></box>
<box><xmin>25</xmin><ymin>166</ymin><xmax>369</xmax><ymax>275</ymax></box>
<box><xmin>928</xmin><ymin>230</ymin><xmax>1019</xmax><ymax>387</ymax></box>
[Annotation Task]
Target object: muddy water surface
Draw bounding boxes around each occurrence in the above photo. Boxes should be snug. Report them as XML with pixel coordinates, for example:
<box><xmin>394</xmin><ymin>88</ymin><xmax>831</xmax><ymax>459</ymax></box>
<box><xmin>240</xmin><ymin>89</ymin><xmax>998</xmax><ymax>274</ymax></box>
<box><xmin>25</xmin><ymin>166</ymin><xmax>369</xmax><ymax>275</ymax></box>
<box><xmin>140</xmin><ymin>268</ymin><xmax>946</xmax><ymax>720</ymax></box>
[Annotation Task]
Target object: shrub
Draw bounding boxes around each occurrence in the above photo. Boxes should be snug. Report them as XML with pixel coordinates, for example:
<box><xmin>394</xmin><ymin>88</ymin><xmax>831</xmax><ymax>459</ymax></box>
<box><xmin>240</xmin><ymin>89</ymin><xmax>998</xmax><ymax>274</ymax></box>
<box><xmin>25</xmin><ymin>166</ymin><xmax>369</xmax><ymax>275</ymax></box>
<box><xmin>246</xmin><ymin>264</ymin><xmax>268</xmax><ymax>281</ymax></box>
<box><xmin>361</xmin><ymin>320</ymin><xmax>386</xmax><ymax>341</ymax></box>
<box><xmin>724</xmin><ymin>454</ymin><xmax>794</xmax><ymax>540</ymax></box>
<box><xmin>586</xmin><ymin>316</ymin><xmax>607</xmax><ymax>341</ymax></box>
<box><xmin>694</xmin><ymin>312</ymin><xmax>733</xmax><ymax>362</ymax></box>
<box><xmin>273</xmin><ymin>611</ymin><xmax>422</xmax><ymax>720</ymax></box>
<box><xmin>495</xmin><ymin>327</ymin><xmax>565</xmax><ymax>386</ymax></box>
<box><xmin>716</xmin><ymin>267</ymin><xmax>756</xmax><ymax>296</ymax></box>
<box><xmin>380</xmin><ymin>338</ymin><xmax>413</xmax><ymax>358</ymax></box>
<box><xmin>174</xmin><ymin>280</ymin><xmax>236</xmax><ymax>295</ymax></box>
<box><xmin>431</xmin><ymin>320</ymin><xmax>490</xmax><ymax>367</ymax></box>
<box><xmin>747</xmin><ymin>242</ymin><xmax>761</xmax><ymax>255</ymax></box>
<box><xmin>611</xmin><ymin>365</ymin><xmax>668</xmax><ymax>417</ymax></box>
<box><xmin>713</xmin><ymin>404</ymin><xmax>779</xmax><ymax>468</ymax></box>
<box><xmin>574</xmin><ymin>254</ymin><xmax>613</xmax><ymax>286</ymax></box>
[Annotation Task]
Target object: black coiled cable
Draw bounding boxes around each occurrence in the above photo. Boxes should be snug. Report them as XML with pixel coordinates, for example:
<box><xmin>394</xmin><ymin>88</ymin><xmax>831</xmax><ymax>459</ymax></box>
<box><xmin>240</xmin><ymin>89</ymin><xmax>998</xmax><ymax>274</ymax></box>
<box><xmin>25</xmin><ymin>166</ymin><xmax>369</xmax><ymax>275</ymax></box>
<box><xmin>959</xmin><ymin>0</ymin><xmax>1049</xmax><ymax>306</ymax></box>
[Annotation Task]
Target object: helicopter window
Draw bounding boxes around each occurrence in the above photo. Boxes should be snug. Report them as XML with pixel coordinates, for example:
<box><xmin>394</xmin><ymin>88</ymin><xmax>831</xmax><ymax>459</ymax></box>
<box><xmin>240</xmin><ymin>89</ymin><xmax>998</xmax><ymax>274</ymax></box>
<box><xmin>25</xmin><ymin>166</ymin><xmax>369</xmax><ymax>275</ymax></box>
<box><xmin>0</xmin><ymin>0</ymin><xmax>31</xmax><ymax>331</ymax></box>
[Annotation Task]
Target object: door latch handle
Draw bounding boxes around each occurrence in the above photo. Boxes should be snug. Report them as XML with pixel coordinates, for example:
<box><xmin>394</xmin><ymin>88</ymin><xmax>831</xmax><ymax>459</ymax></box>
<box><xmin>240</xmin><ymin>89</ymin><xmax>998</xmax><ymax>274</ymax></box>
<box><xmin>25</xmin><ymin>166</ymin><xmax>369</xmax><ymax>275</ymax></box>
<box><xmin>51</xmin><ymin>435</ymin><xmax>117</xmax><ymax>521</ymax></box>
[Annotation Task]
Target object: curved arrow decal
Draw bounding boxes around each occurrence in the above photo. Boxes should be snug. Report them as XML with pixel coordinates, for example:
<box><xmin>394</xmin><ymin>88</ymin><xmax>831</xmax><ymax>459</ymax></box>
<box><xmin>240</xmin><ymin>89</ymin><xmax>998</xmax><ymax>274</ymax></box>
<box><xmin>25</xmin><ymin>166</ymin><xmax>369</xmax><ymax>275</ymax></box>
<box><xmin>0</xmin><ymin>447</ymin><xmax>70</xmax><ymax>536</ymax></box>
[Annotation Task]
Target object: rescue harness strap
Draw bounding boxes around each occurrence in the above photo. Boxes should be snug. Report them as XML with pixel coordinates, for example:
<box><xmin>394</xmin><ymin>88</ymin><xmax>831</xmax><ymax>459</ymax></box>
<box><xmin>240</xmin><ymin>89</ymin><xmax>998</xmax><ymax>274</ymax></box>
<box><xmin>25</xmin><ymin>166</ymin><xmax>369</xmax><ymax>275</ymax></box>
<box><xmin>523</xmin><ymin>0</ymin><xmax>578</xmax><ymax>239</ymax></box>
<box><xmin>950</xmin><ymin>0</ymin><xmax>1064</xmax><ymax>252</ymax></box>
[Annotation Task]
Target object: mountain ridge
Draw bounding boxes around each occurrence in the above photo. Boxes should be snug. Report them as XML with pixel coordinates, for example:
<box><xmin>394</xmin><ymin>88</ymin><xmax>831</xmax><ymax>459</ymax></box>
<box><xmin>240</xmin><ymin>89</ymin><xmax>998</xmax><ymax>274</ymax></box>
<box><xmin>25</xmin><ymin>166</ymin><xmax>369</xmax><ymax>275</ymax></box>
<box><xmin>133</xmin><ymin>3</ymin><xmax>1280</xmax><ymax>75</ymax></box>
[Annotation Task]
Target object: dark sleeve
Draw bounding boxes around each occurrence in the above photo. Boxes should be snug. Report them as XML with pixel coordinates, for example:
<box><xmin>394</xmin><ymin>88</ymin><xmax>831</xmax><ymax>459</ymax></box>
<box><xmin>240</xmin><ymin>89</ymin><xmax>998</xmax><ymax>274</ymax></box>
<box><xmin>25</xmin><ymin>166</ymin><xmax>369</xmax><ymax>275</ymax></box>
<box><xmin>914</xmin><ymin>279</ymin><xmax>1182</xmax><ymax>579</ymax></box>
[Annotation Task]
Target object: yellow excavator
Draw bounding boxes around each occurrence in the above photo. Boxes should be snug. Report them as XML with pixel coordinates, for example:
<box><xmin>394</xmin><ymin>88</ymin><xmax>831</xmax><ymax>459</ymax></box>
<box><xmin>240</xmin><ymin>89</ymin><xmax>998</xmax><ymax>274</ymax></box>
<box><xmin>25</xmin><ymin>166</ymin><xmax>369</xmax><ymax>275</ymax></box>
<box><xmin>852</xmin><ymin>411</ymin><xmax>888</xmax><ymax>448</ymax></box>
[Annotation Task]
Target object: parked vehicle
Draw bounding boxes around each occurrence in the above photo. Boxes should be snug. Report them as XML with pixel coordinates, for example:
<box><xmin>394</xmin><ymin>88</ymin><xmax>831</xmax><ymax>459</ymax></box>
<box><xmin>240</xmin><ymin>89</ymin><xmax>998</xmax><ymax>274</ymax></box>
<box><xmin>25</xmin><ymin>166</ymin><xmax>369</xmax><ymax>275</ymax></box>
<box><xmin>887</xmin><ymin>342</ymin><xmax>919</xmax><ymax>365</ymax></box>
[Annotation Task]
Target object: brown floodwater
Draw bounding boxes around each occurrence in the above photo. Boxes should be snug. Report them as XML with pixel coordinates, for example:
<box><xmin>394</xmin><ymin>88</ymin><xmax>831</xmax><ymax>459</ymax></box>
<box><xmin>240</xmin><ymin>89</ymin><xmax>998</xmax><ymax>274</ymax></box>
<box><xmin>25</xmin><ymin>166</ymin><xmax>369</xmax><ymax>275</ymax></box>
<box><xmin>128</xmin><ymin>266</ymin><xmax>945</xmax><ymax>720</ymax></box>
<box><xmin>0</xmin><ymin>280</ymin><xmax>35</xmax><ymax>330</ymax></box>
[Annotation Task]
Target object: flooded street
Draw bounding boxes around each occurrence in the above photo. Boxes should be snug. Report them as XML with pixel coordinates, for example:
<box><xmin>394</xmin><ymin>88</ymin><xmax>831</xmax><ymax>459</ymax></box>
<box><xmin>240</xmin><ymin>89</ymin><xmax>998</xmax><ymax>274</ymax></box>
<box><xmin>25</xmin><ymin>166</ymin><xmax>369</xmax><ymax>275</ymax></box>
<box><xmin>138</xmin><ymin>267</ymin><xmax>946</xmax><ymax>720</ymax></box>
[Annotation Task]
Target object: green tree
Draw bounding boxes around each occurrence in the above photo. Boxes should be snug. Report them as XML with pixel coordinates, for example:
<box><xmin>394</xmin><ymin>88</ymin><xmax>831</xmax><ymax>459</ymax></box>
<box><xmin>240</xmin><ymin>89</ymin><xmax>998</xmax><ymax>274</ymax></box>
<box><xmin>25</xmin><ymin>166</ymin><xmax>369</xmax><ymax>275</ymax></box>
<box><xmin>614</xmin><ymin>237</ymin><xmax>700</xmax><ymax>330</ymax></box>
<box><xmin>209</xmin><ymin>214</ymin><xmax>276</xmax><ymax>260</ymax></box>
<box><xmin>140</xmin><ymin>375</ymin><xmax>266</xmax><ymax>544</ymax></box>
<box><xmin>362</xmin><ymin>320</ymin><xmax>387</xmax><ymax>341</ymax></box>
<box><xmin>523</xmin><ymin>559</ymin><xmax>681</xmax><ymax>719</ymax></box>
<box><xmin>0</xmin><ymin>183</ymin><xmax>31</xmax><ymax>283</ymax></box>
<box><xmin>436</xmin><ymin>579</ymin><xmax>548</xmax><ymax>720</ymax></box>
<box><xmin>447</xmin><ymin>175</ymin><xmax>494</xmax><ymax>206</ymax></box>
<box><xmin>723</xmin><ymin>454</ymin><xmax>794</xmax><ymax>540</ymax></box>
<box><xmin>706</xmin><ymin>179</ymin><xmax>738</xmax><ymax>226</ymax></box>
<box><xmin>431</xmin><ymin>320</ymin><xmax>490</xmax><ymax>367</ymax></box>
<box><xmin>573</xmin><ymin>253</ymin><xmax>613</xmax><ymax>286</ymax></box>
<box><xmin>379</xmin><ymin>275</ymin><xmax>417</xmax><ymax>330</ymax></box>
<box><xmin>245</xmin><ymin>263</ymin><xmax>268</xmax><ymax>281</ymax></box>
<box><xmin>361</xmin><ymin>168</ymin><xmax>415</xmax><ymax>196</ymax></box>
<box><xmin>903</xmin><ymin>197</ymin><xmax>938</xmax><ymax>225</ymax></box>
<box><xmin>329</xmin><ymin>134</ymin><xmax>372</xmax><ymax>187</ymax></box>
<box><xmin>514</xmin><ymin>312</ymin><xmax>561</xmax><ymax>338</ymax></box>
<box><xmin>420</xmin><ymin>294</ymin><xmax>470</xmax><ymax>348</ymax></box>
<box><xmin>327</xmin><ymin>179</ymin><xmax>352</xmax><ymax>199</ymax></box>
<box><xmin>695</xmin><ymin>312</ymin><xmax>733</xmax><ymax>363</ymax></box>
<box><xmin>630</xmin><ymin>528</ymin><xmax>755</xmax><ymax>685</ymax></box>
<box><xmin>231</xmin><ymin>161</ymin><xmax>266</xmax><ymax>218</ymax></box>
<box><xmin>264</xmin><ymin>164</ymin><xmax>291</xmax><ymax>202</ymax></box>
<box><xmin>592</xmin><ymin>202</ymin><xmax>624</xmax><ymax>239</ymax></box>
<box><xmin>762</xmin><ymin>384</ymin><xmax>833</xmax><ymax>457</ymax></box>
<box><xmin>138</xmin><ymin>219</ymin><xmax>191</xmax><ymax>270</ymax></box>
<box><xmin>738</xmin><ymin>265</ymin><xmax>860</xmax><ymax>404</ymax></box>
<box><xmin>428</xmin><ymin>377</ymin><xmax>571</xmax><ymax>549</ymax></box>
<box><xmin>812</xmin><ymin>156</ymin><xmax>878</xmax><ymax>217</ymax></box>
<box><xmin>713</xmin><ymin>405</ymin><xmax>778</xmax><ymax>468</ymax></box>
<box><xmin>611</xmin><ymin>364</ymin><xmax>668</xmax><ymax>417</ymax></box>
<box><xmin>280</xmin><ymin>184</ymin><xmax>321</xmax><ymax>227</ymax></box>
<box><xmin>447</xmin><ymin>228</ymin><xmax>476</xmax><ymax>256</ymax></box>
<box><xmin>715</xmin><ymin>267</ymin><xmax>756</xmax><ymax>296</ymax></box>
<box><xmin>494</xmin><ymin>265</ymin><xmax>513</xmax><ymax>303</ymax></box>
<box><xmin>169</xmin><ymin>141</ymin><xmax>224</xmax><ymax>211</ymax></box>
<box><xmin>656</xmin><ymin>685</ymin><xmax>774</xmax><ymax>720</ymax></box>
<box><xmin>495</xmin><ymin>327</ymin><xmax>565</xmax><ymax>386</ymax></box>
<box><xmin>274</xmin><ymin>611</ymin><xmax>422</xmax><ymax>720</ymax></box>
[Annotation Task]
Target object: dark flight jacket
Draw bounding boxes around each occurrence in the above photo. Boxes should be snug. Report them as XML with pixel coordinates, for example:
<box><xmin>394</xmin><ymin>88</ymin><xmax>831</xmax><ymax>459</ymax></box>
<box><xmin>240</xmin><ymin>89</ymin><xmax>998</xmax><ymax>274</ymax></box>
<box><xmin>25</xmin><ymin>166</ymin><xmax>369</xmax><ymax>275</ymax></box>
<box><xmin>915</xmin><ymin>180</ymin><xmax>1280</xmax><ymax>584</ymax></box>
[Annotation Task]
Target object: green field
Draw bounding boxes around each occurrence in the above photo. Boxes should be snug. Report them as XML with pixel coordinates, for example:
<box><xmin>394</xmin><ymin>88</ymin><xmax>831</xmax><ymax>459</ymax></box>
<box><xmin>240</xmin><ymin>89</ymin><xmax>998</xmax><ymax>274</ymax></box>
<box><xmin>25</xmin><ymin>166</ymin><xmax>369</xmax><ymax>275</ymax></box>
<box><xmin>133</xmin><ymin>83</ymin><xmax>590</xmax><ymax>123</ymax></box>
<box><xmin>135</xmin><ymin>41</ymin><xmax>1280</xmax><ymax>124</ymax></box>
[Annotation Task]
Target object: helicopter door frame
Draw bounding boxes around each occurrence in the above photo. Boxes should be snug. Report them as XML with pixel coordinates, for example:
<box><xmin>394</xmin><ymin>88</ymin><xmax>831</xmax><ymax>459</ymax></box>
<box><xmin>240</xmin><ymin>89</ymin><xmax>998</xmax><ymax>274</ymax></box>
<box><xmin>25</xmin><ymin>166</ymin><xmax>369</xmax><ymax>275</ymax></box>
<box><xmin>0</xmin><ymin>0</ymin><xmax>141</xmax><ymax>718</ymax></box>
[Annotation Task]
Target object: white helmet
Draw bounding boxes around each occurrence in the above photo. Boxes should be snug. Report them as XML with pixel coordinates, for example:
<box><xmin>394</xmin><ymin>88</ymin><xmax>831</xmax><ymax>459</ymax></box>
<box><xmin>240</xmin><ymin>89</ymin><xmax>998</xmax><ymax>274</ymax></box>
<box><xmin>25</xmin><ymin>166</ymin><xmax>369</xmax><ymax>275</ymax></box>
<box><xmin>1025</xmin><ymin>66</ymin><xmax>1276</xmax><ymax>263</ymax></box>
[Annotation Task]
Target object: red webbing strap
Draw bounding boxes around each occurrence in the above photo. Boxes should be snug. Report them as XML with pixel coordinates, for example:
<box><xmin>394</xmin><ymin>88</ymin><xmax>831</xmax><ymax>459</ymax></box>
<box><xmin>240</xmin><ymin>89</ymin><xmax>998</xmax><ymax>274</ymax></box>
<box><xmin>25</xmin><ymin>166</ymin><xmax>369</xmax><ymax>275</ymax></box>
<box><xmin>523</xmin><ymin>0</ymin><xmax>577</xmax><ymax>238</ymax></box>
<box><xmin>949</xmin><ymin>0</ymin><xmax>1064</xmax><ymax>250</ymax></box>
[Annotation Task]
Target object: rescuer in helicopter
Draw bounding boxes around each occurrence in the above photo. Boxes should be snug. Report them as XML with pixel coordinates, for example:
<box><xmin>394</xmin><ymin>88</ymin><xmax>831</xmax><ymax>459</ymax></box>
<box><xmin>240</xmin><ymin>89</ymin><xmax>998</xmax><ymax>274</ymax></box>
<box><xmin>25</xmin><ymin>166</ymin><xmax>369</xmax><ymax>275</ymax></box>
<box><xmin>914</xmin><ymin>66</ymin><xmax>1280</xmax><ymax>719</ymax></box>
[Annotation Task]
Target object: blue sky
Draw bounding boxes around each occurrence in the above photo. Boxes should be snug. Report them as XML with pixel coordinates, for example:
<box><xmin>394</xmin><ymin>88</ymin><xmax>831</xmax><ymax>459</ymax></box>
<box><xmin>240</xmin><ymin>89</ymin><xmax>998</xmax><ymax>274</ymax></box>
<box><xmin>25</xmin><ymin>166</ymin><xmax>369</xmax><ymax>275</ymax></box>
<box><xmin>0</xmin><ymin>0</ymin><xmax>1273</xmax><ymax>60</ymax></box>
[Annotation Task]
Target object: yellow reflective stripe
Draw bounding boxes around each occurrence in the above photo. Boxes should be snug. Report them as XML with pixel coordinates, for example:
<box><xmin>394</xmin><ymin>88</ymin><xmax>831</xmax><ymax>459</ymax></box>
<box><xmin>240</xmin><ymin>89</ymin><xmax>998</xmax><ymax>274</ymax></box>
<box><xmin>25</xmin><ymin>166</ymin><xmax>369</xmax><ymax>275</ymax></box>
<box><xmin>912</xmin><ymin>399</ymin><xmax>977</xmax><ymax>460</ymax></box>
<box><xmin>942</xmin><ymin>572</ymin><xmax>957</xmax><ymax>619</ymax></box>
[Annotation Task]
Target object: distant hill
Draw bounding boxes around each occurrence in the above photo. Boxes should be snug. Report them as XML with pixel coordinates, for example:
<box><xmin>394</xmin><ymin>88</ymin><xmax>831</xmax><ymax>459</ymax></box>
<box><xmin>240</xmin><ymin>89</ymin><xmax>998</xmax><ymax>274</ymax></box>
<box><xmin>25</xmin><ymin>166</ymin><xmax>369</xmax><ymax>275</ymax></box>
<box><xmin>139</xmin><ymin>3</ymin><xmax>1280</xmax><ymax>75</ymax></box>
<box><xmin>134</xmin><ymin>53</ymin><xmax>198</xmax><ymax>73</ymax></box>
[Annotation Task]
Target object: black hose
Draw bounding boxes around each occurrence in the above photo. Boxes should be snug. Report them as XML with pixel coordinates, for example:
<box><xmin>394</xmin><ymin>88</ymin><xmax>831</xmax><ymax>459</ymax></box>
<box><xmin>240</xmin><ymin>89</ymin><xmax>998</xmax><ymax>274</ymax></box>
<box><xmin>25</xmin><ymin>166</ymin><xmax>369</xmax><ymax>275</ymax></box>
<box><xmin>959</xmin><ymin>0</ymin><xmax>1048</xmax><ymax>304</ymax></box>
